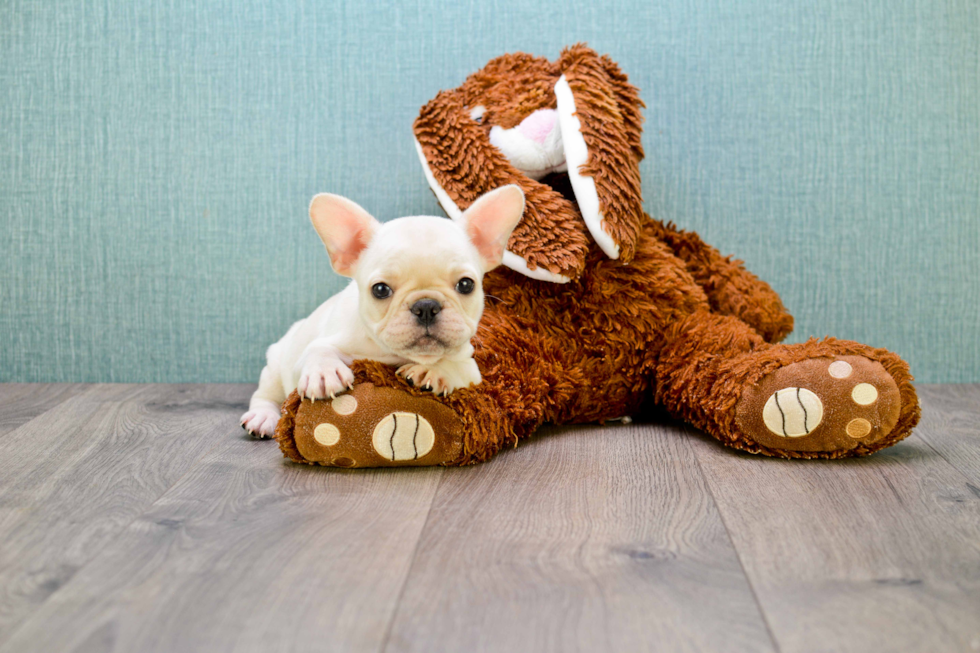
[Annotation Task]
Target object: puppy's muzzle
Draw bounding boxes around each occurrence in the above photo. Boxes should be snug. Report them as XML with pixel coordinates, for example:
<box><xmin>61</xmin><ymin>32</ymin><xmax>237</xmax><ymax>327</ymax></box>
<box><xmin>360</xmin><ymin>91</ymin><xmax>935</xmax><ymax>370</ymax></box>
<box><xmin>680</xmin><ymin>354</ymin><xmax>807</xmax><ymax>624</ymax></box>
<box><xmin>411</xmin><ymin>298</ymin><xmax>441</xmax><ymax>327</ymax></box>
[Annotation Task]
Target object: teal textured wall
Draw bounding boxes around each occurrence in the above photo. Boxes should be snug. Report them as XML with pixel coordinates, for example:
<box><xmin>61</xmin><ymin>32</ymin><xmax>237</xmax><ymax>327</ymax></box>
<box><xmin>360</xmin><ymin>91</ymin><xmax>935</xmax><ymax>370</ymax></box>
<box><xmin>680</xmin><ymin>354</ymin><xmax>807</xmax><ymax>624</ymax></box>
<box><xmin>1</xmin><ymin>0</ymin><xmax>978</xmax><ymax>383</ymax></box>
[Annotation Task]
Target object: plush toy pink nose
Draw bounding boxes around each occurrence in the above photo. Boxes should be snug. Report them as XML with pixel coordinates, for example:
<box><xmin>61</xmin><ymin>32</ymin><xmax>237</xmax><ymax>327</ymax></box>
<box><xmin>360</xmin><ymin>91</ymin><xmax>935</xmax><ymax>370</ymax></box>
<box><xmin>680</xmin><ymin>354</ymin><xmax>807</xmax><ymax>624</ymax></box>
<box><xmin>517</xmin><ymin>109</ymin><xmax>558</xmax><ymax>145</ymax></box>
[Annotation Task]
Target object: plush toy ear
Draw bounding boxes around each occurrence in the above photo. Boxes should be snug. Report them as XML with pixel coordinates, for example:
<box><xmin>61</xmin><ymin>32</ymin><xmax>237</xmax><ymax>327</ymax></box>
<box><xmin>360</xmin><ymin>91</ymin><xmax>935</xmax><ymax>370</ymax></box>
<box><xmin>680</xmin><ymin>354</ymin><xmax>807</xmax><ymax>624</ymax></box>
<box><xmin>414</xmin><ymin>88</ymin><xmax>588</xmax><ymax>284</ymax></box>
<box><xmin>555</xmin><ymin>44</ymin><xmax>645</xmax><ymax>264</ymax></box>
<box><xmin>308</xmin><ymin>193</ymin><xmax>380</xmax><ymax>277</ymax></box>
<box><xmin>456</xmin><ymin>185</ymin><xmax>526</xmax><ymax>271</ymax></box>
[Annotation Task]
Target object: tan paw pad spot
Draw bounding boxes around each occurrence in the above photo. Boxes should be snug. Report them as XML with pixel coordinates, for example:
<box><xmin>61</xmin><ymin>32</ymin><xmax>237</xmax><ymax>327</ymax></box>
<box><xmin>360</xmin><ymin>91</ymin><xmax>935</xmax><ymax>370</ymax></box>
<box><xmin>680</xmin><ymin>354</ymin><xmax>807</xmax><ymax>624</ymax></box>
<box><xmin>846</xmin><ymin>418</ymin><xmax>872</xmax><ymax>438</ymax></box>
<box><xmin>851</xmin><ymin>383</ymin><xmax>878</xmax><ymax>405</ymax></box>
<box><xmin>331</xmin><ymin>394</ymin><xmax>358</xmax><ymax>415</ymax></box>
<box><xmin>762</xmin><ymin>388</ymin><xmax>824</xmax><ymax>437</ymax></box>
<box><xmin>373</xmin><ymin>412</ymin><xmax>435</xmax><ymax>461</ymax></box>
<box><xmin>313</xmin><ymin>423</ymin><xmax>341</xmax><ymax>446</ymax></box>
<box><xmin>828</xmin><ymin>360</ymin><xmax>853</xmax><ymax>379</ymax></box>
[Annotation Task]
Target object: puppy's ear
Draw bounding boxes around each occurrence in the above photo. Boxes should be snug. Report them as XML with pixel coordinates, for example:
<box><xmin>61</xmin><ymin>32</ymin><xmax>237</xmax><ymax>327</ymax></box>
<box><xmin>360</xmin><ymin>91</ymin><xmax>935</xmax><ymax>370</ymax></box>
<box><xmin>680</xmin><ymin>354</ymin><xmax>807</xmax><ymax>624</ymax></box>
<box><xmin>308</xmin><ymin>194</ymin><xmax>380</xmax><ymax>277</ymax></box>
<box><xmin>457</xmin><ymin>185</ymin><xmax>526</xmax><ymax>271</ymax></box>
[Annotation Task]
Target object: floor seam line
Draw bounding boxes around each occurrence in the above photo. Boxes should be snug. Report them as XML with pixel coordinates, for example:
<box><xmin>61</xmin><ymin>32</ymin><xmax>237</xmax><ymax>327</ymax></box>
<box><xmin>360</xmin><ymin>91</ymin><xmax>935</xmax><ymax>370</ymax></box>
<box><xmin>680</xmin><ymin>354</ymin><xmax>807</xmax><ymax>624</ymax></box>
<box><xmin>688</xmin><ymin>429</ymin><xmax>784</xmax><ymax>653</ymax></box>
<box><xmin>378</xmin><ymin>467</ymin><xmax>447</xmax><ymax>653</ymax></box>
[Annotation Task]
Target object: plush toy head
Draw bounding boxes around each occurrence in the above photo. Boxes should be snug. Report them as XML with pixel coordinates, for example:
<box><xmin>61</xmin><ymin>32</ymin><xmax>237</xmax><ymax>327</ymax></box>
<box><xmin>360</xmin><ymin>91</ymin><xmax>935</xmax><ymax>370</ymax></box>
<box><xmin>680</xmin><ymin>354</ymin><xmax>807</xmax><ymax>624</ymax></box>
<box><xmin>413</xmin><ymin>44</ymin><xmax>646</xmax><ymax>283</ymax></box>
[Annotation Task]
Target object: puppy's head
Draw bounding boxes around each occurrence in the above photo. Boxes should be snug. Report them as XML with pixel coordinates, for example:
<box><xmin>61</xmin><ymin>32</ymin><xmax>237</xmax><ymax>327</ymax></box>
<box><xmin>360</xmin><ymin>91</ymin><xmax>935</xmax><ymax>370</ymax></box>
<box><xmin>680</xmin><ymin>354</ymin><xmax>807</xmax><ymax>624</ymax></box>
<box><xmin>309</xmin><ymin>185</ymin><xmax>525</xmax><ymax>363</ymax></box>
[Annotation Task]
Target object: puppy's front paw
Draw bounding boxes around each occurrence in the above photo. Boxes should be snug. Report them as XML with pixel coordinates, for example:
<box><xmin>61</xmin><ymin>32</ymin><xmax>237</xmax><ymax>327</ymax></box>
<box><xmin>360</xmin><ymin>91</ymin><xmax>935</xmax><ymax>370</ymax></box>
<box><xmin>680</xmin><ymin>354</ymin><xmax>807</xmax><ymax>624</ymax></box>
<box><xmin>298</xmin><ymin>358</ymin><xmax>354</xmax><ymax>400</ymax></box>
<box><xmin>397</xmin><ymin>364</ymin><xmax>451</xmax><ymax>395</ymax></box>
<box><xmin>241</xmin><ymin>402</ymin><xmax>281</xmax><ymax>439</ymax></box>
<box><xmin>397</xmin><ymin>360</ymin><xmax>480</xmax><ymax>396</ymax></box>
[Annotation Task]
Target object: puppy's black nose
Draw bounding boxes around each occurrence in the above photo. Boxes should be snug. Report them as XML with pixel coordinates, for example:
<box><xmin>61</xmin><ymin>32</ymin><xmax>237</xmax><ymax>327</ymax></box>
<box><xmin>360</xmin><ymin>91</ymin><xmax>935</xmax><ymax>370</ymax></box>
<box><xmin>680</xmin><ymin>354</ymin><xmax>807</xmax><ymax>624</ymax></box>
<box><xmin>411</xmin><ymin>298</ymin><xmax>441</xmax><ymax>327</ymax></box>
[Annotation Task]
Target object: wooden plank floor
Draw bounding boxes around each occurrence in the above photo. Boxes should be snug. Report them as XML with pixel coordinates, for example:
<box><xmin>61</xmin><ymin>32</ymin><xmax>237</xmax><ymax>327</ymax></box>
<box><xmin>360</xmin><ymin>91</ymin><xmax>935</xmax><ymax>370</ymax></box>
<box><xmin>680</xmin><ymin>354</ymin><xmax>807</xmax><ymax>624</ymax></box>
<box><xmin>0</xmin><ymin>384</ymin><xmax>976</xmax><ymax>653</ymax></box>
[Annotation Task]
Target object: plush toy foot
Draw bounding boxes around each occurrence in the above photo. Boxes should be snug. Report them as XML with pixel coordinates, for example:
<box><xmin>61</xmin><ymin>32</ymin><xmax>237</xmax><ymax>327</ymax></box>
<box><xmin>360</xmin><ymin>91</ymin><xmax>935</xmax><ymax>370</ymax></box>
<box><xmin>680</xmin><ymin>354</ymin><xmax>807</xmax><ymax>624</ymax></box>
<box><xmin>735</xmin><ymin>355</ymin><xmax>904</xmax><ymax>455</ymax></box>
<box><xmin>274</xmin><ymin>384</ymin><xmax>466</xmax><ymax>468</ymax></box>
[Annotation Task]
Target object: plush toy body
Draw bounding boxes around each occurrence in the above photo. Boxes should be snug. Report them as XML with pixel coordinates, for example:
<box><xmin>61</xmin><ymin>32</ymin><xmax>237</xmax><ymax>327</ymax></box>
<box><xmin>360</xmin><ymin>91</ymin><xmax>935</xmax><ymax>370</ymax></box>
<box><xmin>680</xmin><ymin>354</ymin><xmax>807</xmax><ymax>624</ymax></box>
<box><xmin>275</xmin><ymin>46</ymin><xmax>919</xmax><ymax>467</ymax></box>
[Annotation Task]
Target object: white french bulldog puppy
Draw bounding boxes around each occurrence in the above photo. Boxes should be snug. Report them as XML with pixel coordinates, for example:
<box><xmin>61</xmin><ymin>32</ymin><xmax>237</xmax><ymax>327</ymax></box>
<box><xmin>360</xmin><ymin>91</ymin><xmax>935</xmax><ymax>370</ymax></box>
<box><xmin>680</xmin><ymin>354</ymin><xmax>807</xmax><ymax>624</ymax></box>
<box><xmin>240</xmin><ymin>185</ymin><xmax>525</xmax><ymax>438</ymax></box>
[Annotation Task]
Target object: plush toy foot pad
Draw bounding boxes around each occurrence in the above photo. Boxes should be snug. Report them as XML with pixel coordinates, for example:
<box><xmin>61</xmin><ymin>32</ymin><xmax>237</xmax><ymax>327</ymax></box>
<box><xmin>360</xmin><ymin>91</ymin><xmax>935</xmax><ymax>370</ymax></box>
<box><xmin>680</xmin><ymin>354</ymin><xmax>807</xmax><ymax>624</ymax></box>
<box><xmin>277</xmin><ymin>384</ymin><xmax>464</xmax><ymax>467</ymax></box>
<box><xmin>735</xmin><ymin>356</ymin><xmax>901</xmax><ymax>453</ymax></box>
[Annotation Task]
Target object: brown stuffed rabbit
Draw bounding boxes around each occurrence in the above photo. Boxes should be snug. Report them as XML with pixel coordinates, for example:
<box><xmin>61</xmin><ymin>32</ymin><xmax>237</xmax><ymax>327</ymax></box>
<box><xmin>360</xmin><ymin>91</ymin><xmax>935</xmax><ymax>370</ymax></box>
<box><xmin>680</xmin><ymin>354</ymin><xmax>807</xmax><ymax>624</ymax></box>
<box><xmin>275</xmin><ymin>45</ymin><xmax>919</xmax><ymax>467</ymax></box>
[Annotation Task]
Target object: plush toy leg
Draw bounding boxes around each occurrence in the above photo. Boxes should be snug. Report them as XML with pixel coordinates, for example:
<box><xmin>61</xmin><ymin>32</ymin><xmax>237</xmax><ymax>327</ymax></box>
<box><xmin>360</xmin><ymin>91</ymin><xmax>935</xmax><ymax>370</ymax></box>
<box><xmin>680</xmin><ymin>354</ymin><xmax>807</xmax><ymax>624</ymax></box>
<box><xmin>273</xmin><ymin>320</ymin><xmax>553</xmax><ymax>467</ymax></box>
<box><xmin>274</xmin><ymin>311</ymin><xmax>608</xmax><ymax>467</ymax></box>
<box><xmin>274</xmin><ymin>380</ymin><xmax>474</xmax><ymax>467</ymax></box>
<box><xmin>274</xmin><ymin>364</ymin><xmax>542</xmax><ymax>468</ymax></box>
<box><xmin>649</xmin><ymin>219</ymin><xmax>795</xmax><ymax>343</ymax></box>
<box><xmin>655</xmin><ymin>310</ymin><xmax>920</xmax><ymax>458</ymax></box>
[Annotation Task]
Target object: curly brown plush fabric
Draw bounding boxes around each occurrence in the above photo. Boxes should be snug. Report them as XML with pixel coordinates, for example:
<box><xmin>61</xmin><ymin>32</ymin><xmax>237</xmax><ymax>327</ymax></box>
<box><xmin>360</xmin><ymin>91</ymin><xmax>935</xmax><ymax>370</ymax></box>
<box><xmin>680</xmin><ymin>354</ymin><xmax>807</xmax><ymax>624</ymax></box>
<box><xmin>558</xmin><ymin>45</ymin><xmax>645</xmax><ymax>262</ymax></box>
<box><xmin>648</xmin><ymin>219</ymin><xmax>795</xmax><ymax>343</ymax></box>
<box><xmin>415</xmin><ymin>66</ymin><xmax>591</xmax><ymax>279</ymax></box>
<box><xmin>276</xmin><ymin>46</ymin><xmax>919</xmax><ymax>467</ymax></box>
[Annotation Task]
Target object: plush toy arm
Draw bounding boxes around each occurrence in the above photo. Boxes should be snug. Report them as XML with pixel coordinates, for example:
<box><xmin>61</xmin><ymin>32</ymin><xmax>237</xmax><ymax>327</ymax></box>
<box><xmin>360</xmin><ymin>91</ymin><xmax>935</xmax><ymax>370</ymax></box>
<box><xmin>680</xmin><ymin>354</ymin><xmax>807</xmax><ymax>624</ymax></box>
<box><xmin>414</xmin><ymin>92</ymin><xmax>590</xmax><ymax>282</ymax></box>
<box><xmin>556</xmin><ymin>45</ymin><xmax>645</xmax><ymax>264</ymax></box>
<box><xmin>650</xmin><ymin>218</ymin><xmax>795</xmax><ymax>343</ymax></box>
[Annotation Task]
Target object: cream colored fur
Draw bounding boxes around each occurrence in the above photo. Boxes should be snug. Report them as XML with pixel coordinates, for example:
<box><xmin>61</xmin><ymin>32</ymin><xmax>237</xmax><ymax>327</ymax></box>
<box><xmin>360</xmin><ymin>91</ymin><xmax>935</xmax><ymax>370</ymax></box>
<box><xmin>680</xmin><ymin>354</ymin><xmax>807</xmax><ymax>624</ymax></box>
<box><xmin>241</xmin><ymin>186</ymin><xmax>525</xmax><ymax>438</ymax></box>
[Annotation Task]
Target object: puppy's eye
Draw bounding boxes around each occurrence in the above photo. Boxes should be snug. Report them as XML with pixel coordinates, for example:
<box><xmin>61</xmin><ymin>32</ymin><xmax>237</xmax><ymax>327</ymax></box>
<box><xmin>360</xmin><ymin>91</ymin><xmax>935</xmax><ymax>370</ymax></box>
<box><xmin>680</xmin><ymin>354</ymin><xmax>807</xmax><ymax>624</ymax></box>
<box><xmin>455</xmin><ymin>277</ymin><xmax>475</xmax><ymax>295</ymax></box>
<box><xmin>371</xmin><ymin>283</ymin><xmax>392</xmax><ymax>299</ymax></box>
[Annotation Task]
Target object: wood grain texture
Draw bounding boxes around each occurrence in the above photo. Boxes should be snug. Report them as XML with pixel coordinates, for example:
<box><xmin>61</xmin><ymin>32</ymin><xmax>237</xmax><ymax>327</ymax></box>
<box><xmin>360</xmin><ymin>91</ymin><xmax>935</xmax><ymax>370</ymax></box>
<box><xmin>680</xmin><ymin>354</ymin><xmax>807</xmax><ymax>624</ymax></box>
<box><xmin>0</xmin><ymin>428</ymin><xmax>444</xmax><ymax>653</ymax></box>
<box><xmin>913</xmin><ymin>384</ymin><xmax>980</xmax><ymax>485</ymax></box>
<box><xmin>383</xmin><ymin>424</ymin><xmax>775</xmax><ymax>653</ymax></box>
<box><xmin>1</xmin><ymin>383</ymin><xmax>979</xmax><ymax>652</ymax></box>
<box><xmin>0</xmin><ymin>383</ymin><xmax>89</xmax><ymax>437</ymax></box>
<box><xmin>692</xmin><ymin>428</ymin><xmax>980</xmax><ymax>653</ymax></box>
<box><xmin>0</xmin><ymin>384</ymin><xmax>251</xmax><ymax>647</ymax></box>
